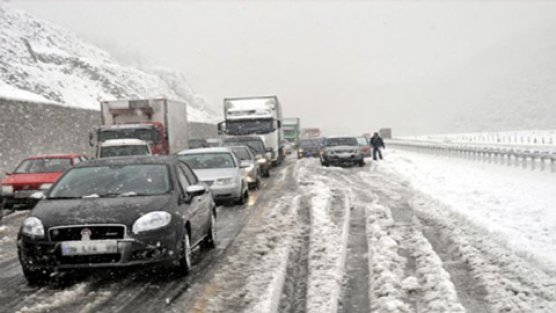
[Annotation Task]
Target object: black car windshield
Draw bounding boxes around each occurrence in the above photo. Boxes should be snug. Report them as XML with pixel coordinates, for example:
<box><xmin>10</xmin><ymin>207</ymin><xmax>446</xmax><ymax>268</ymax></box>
<box><xmin>223</xmin><ymin>139</ymin><xmax>265</xmax><ymax>154</ymax></box>
<box><xmin>99</xmin><ymin>128</ymin><xmax>158</xmax><ymax>143</ymax></box>
<box><xmin>300</xmin><ymin>139</ymin><xmax>321</xmax><ymax>148</ymax></box>
<box><xmin>180</xmin><ymin>153</ymin><xmax>236</xmax><ymax>169</ymax></box>
<box><xmin>48</xmin><ymin>164</ymin><xmax>170</xmax><ymax>198</ymax></box>
<box><xmin>226</xmin><ymin>119</ymin><xmax>274</xmax><ymax>135</ymax></box>
<box><xmin>15</xmin><ymin>158</ymin><xmax>72</xmax><ymax>174</ymax></box>
<box><xmin>325</xmin><ymin>137</ymin><xmax>358</xmax><ymax>147</ymax></box>
<box><xmin>100</xmin><ymin>145</ymin><xmax>150</xmax><ymax>158</ymax></box>
<box><xmin>230</xmin><ymin>148</ymin><xmax>252</xmax><ymax>161</ymax></box>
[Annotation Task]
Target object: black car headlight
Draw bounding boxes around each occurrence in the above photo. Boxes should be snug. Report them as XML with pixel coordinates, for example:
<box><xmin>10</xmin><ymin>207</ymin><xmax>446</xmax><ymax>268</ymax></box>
<box><xmin>132</xmin><ymin>211</ymin><xmax>172</xmax><ymax>234</ymax></box>
<box><xmin>22</xmin><ymin>217</ymin><xmax>45</xmax><ymax>238</ymax></box>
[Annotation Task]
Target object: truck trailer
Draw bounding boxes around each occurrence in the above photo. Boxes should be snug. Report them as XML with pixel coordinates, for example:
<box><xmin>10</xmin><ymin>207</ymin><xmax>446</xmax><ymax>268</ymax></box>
<box><xmin>283</xmin><ymin>117</ymin><xmax>301</xmax><ymax>147</ymax></box>
<box><xmin>90</xmin><ymin>98</ymin><xmax>189</xmax><ymax>156</ymax></box>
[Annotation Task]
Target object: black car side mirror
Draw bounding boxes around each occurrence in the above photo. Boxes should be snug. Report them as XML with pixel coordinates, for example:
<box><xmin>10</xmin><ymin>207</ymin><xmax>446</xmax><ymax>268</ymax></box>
<box><xmin>186</xmin><ymin>185</ymin><xmax>207</xmax><ymax>197</ymax></box>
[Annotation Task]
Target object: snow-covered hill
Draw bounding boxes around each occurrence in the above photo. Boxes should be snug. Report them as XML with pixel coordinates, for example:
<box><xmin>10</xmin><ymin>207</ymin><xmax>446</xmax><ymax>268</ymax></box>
<box><xmin>0</xmin><ymin>5</ymin><xmax>217</xmax><ymax>123</ymax></box>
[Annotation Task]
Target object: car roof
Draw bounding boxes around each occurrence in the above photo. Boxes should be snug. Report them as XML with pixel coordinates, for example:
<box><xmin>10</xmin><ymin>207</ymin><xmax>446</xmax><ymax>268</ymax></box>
<box><xmin>178</xmin><ymin>147</ymin><xmax>232</xmax><ymax>155</ymax></box>
<box><xmin>222</xmin><ymin>136</ymin><xmax>263</xmax><ymax>142</ymax></box>
<box><xmin>101</xmin><ymin>139</ymin><xmax>148</xmax><ymax>147</ymax></box>
<box><xmin>25</xmin><ymin>154</ymin><xmax>83</xmax><ymax>160</ymax></box>
<box><xmin>75</xmin><ymin>155</ymin><xmax>178</xmax><ymax>168</ymax></box>
<box><xmin>325</xmin><ymin>136</ymin><xmax>357</xmax><ymax>139</ymax></box>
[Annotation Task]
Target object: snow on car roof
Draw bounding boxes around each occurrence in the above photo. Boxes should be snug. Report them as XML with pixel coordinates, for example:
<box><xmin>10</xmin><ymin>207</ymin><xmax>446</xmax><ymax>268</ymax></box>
<box><xmin>178</xmin><ymin>147</ymin><xmax>232</xmax><ymax>155</ymax></box>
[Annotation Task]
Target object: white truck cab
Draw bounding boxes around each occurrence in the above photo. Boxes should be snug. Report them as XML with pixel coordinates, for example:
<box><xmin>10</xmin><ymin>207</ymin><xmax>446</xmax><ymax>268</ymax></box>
<box><xmin>98</xmin><ymin>139</ymin><xmax>152</xmax><ymax>158</ymax></box>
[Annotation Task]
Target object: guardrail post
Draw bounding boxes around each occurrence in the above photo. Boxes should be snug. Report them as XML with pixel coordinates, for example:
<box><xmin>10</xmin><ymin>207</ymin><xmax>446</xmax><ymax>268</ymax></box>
<box><xmin>531</xmin><ymin>155</ymin><xmax>536</xmax><ymax>171</ymax></box>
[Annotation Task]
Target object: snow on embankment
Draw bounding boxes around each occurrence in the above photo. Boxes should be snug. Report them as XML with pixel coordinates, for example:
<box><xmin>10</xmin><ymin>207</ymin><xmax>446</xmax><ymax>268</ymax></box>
<box><xmin>0</xmin><ymin>4</ymin><xmax>217</xmax><ymax>123</ymax></box>
<box><xmin>380</xmin><ymin>149</ymin><xmax>556</xmax><ymax>272</ymax></box>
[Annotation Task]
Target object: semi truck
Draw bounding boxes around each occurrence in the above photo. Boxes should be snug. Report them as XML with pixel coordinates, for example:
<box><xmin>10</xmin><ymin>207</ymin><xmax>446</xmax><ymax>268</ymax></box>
<box><xmin>218</xmin><ymin>95</ymin><xmax>285</xmax><ymax>166</ymax></box>
<box><xmin>283</xmin><ymin>118</ymin><xmax>301</xmax><ymax>147</ymax></box>
<box><xmin>301</xmin><ymin>128</ymin><xmax>321</xmax><ymax>139</ymax></box>
<box><xmin>90</xmin><ymin>98</ymin><xmax>189</xmax><ymax>156</ymax></box>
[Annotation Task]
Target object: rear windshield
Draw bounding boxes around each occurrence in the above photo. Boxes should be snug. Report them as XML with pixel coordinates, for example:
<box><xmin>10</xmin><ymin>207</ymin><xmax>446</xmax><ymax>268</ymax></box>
<box><xmin>299</xmin><ymin>139</ymin><xmax>321</xmax><ymax>148</ymax></box>
<box><xmin>230</xmin><ymin>148</ymin><xmax>251</xmax><ymax>161</ymax></box>
<box><xmin>189</xmin><ymin>139</ymin><xmax>207</xmax><ymax>149</ymax></box>
<box><xmin>100</xmin><ymin>145</ymin><xmax>150</xmax><ymax>158</ymax></box>
<box><xmin>48</xmin><ymin>164</ymin><xmax>170</xmax><ymax>198</ymax></box>
<box><xmin>179</xmin><ymin>153</ymin><xmax>237</xmax><ymax>169</ymax></box>
<box><xmin>324</xmin><ymin>137</ymin><xmax>358</xmax><ymax>147</ymax></box>
<box><xmin>223</xmin><ymin>139</ymin><xmax>265</xmax><ymax>154</ymax></box>
<box><xmin>356</xmin><ymin>138</ymin><xmax>368</xmax><ymax>145</ymax></box>
<box><xmin>15</xmin><ymin>158</ymin><xmax>72</xmax><ymax>174</ymax></box>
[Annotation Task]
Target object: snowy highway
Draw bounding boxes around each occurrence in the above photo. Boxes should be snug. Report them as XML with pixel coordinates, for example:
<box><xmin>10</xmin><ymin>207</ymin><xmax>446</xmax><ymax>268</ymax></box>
<box><xmin>1</xmin><ymin>152</ymin><xmax>555</xmax><ymax>312</ymax></box>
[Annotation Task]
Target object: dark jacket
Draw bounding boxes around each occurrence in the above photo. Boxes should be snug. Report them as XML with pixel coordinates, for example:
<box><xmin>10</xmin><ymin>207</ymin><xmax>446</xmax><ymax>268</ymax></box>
<box><xmin>370</xmin><ymin>136</ymin><xmax>385</xmax><ymax>149</ymax></box>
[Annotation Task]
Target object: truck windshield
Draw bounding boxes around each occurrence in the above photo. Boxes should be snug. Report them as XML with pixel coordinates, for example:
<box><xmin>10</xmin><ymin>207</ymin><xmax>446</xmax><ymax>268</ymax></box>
<box><xmin>283</xmin><ymin>129</ymin><xmax>296</xmax><ymax>136</ymax></box>
<box><xmin>100</xmin><ymin>145</ymin><xmax>150</xmax><ymax>158</ymax></box>
<box><xmin>49</xmin><ymin>164</ymin><xmax>170</xmax><ymax>198</ymax></box>
<box><xmin>325</xmin><ymin>137</ymin><xmax>358</xmax><ymax>147</ymax></box>
<box><xmin>226</xmin><ymin>119</ymin><xmax>274</xmax><ymax>135</ymax></box>
<box><xmin>99</xmin><ymin>128</ymin><xmax>158</xmax><ymax>143</ymax></box>
<box><xmin>15</xmin><ymin>158</ymin><xmax>72</xmax><ymax>174</ymax></box>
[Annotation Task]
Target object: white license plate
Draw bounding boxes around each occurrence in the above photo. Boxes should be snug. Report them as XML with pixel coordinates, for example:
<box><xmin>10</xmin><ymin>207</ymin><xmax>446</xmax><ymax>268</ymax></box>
<box><xmin>338</xmin><ymin>153</ymin><xmax>351</xmax><ymax>158</ymax></box>
<box><xmin>61</xmin><ymin>240</ymin><xmax>118</xmax><ymax>256</ymax></box>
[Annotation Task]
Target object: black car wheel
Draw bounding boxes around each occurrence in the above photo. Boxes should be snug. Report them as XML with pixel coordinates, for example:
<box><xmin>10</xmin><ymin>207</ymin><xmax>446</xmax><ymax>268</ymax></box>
<box><xmin>263</xmin><ymin>168</ymin><xmax>270</xmax><ymax>178</ymax></box>
<box><xmin>237</xmin><ymin>189</ymin><xmax>248</xmax><ymax>205</ymax></box>
<box><xmin>175</xmin><ymin>231</ymin><xmax>192</xmax><ymax>276</ymax></box>
<box><xmin>321</xmin><ymin>161</ymin><xmax>329</xmax><ymax>167</ymax></box>
<box><xmin>201</xmin><ymin>211</ymin><xmax>217</xmax><ymax>250</ymax></box>
<box><xmin>359</xmin><ymin>160</ymin><xmax>365</xmax><ymax>167</ymax></box>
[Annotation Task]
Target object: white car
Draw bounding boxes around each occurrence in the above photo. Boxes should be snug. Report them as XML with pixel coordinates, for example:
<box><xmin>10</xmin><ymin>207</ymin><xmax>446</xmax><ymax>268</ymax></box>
<box><xmin>98</xmin><ymin>139</ymin><xmax>152</xmax><ymax>158</ymax></box>
<box><xmin>178</xmin><ymin>147</ymin><xmax>249</xmax><ymax>205</ymax></box>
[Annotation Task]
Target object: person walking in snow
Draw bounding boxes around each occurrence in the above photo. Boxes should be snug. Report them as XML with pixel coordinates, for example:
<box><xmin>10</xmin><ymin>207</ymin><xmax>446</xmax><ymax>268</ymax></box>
<box><xmin>370</xmin><ymin>132</ymin><xmax>385</xmax><ymax>161</ymax></box>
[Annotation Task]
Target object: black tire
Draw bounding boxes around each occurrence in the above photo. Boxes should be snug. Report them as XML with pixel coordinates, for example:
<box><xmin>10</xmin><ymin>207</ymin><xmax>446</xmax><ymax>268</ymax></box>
<box><xmin>174</xmin><ymin>231</ymin><xmax>192</xmax><ymax>276</ymax></box>
<box><xmin>263</xmin><ymin>168</ymin><xmax>270</xmax><ymax>178</ymax></box>
<box><xmin>321</xmin><ymin>161</ymin><xmax>329</xmax><ymax>167</ymax></box>
<box><xmin>237</xmin><ymin>189</ymin><xmax>248</xmax><ymax>205</ymax></box>
<box><xmin>201</xmin><ymin>211</ymin><xmax>217</xmax><ymax>250</ymax></box>
<box><xmin>22</xmin><ymin>267</ymin><xmax>52</xmax><ymax>286</ymax></box>
<box><xmin>359</xmin><ymin>160</ymin><xmax>365</xmax><ymax>167</ymax></box>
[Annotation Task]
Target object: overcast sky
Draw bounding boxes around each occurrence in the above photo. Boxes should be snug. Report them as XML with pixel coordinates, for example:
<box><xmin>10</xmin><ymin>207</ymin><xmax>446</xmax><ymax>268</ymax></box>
<box><xmin>11</xmin><ymin>0</ymin><xmax>556</xmax><ymax>135</ymax></box>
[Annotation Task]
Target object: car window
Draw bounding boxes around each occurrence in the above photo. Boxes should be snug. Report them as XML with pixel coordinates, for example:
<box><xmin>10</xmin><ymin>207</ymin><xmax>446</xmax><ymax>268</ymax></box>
<box><xmin>179</xmin><ymin>162</ymin><xmax>198</xmax><ymax>185</ymax></box>
<box><xmin>179</xmin><ymin>153</ymin><xmax>237</xmax><ymax>169</ymax></box>
<box><xmin>15</xmin><ymin>158</ymin><xmax>73</xmax><ymax>174</ymax></box>
<box><xmin>176</xmin><ymin>165</ymin><xmax>190</xmax><ymax>194</ymax></box>
<box><xmin>356</xmin><ymin>138</ymin><xmax>368</xmax><ymax>145</ymax></box>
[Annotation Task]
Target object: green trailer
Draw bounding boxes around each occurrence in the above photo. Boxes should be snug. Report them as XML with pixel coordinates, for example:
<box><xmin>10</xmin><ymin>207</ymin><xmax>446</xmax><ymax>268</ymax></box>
<box><xmin>283</xmin><ymin>117</ymin><xmax>301</xmax><ymax>146</ymax></box>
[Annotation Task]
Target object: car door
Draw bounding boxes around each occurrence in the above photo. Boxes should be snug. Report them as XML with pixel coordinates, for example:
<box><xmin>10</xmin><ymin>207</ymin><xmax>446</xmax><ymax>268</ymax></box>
<box><xmin>175</xmin><ymin>164</ymin><xmax>203</xmax><ymax>246</ymax></box>
<box><xmin>180</xmin><ymin>162</ymin><xmax>212</xmax><ymax>237</ymax></box>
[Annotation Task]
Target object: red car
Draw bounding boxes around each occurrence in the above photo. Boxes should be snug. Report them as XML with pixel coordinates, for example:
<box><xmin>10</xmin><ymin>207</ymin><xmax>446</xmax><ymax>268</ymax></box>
<box><xmin>1</xmin><ymin>154</ymin><xmax>87</xmax><ymax>210</ymax></box>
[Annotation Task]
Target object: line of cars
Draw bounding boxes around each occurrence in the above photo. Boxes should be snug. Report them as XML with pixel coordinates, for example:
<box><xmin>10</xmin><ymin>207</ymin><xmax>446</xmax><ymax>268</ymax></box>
<box><xmin>1</xmin><ymin>130</ymin><xmax>285</xmax><ymax>286</ymax></box>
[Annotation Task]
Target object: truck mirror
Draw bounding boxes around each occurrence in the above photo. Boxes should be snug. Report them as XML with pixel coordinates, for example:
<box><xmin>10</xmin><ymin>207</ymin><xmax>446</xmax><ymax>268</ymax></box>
<box><xmin>217</xmin><ymin>122</ymin><xmax>226</xmax><ymax>135</ymax></box>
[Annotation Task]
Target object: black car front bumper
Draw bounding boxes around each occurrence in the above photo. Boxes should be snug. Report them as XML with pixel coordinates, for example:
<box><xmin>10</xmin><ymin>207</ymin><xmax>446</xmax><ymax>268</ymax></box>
<box><xmin>322</xmin><ymin>154</ymin><xmax>364</xmax><ymax>166</ymax></box>
<box><xmin>18</xmin><ymin>227</ymin><xmax>181</xmax><ymax>271</ymax></box>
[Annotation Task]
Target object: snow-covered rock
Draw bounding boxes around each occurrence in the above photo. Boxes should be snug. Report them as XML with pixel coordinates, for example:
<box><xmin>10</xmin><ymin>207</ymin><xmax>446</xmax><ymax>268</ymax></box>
<box><xmin>0</xmin><ymin>4</ymin><xmax>217</xmax><ymax>123</ymax></box>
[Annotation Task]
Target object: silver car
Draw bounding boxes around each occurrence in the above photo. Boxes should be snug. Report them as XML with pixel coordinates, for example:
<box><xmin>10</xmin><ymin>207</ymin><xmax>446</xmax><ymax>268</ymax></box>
<box><xmin>178</xmin><ymin>148</ymin><xmax>249</xmax><ymax>205</ymax></box>
<box><xmin>228</xmin><ymin>145</ymin><xmax>261</xmax><ymax>190</ymax></box>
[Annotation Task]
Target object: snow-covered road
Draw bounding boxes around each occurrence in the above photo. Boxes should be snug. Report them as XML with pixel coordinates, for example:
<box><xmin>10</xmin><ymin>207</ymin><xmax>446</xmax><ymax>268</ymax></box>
<box><xmin>1</xmin><ymin>153</ymin><xmax>555</xmax><ymax>313</ymax></box>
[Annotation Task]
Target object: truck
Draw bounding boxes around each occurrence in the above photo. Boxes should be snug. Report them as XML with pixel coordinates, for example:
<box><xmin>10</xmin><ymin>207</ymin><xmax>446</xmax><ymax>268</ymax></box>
<box><xmin>379</xmin><ymin>128</ymin><xmax>392</xmax><ymax>139</ymax></box>
<box><xmin>90</xmin><ymin>98</ymin><xmax>189</xmax><ymax>155</ymax></box>
<box><xmin>283</xmin><ymin>118</ymin><xmax>301</xmax><ymax>147</ymax></box>
<box><xmin>301</xmin><ymin>128</ymin><xmax>321</xmax><ymax>139</ymax></box>
<box><xmin>217</xmin><ymin>95</ymin><xmax>284</xmax><ymax>166</ymax></box>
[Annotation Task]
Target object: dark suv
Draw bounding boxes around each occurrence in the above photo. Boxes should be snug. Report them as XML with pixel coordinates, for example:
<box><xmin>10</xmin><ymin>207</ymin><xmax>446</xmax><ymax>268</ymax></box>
<box><xmin>320</xmin><ymin>136</ymin><xmax>365</xmax><ymax>167</ymax></box>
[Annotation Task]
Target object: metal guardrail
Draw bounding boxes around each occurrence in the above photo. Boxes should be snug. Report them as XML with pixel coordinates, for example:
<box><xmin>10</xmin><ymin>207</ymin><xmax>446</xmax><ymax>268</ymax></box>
<box><xmin>387</xmin><ymin>139</ymin><xmax>556</xmax><ymax>173</ymax></box>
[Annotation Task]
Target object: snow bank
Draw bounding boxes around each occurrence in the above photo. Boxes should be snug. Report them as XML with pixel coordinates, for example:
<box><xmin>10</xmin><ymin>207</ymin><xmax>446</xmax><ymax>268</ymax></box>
<box><xmin>382</xmin><ymin>149</ymin><xmax>556</xmax><ymax>272</ymax></box>
<box><xmin>0</xmin><ymin>81</ymin><xmax>57</xmax><ymax>104</ymax></box>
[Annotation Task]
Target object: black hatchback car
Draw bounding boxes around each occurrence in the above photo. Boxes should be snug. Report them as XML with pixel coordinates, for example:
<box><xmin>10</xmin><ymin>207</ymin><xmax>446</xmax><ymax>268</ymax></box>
<box><xmin>17</xmin><ymin>156</ymin><xmax>216</xmax><ymax>285</ymax></box>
